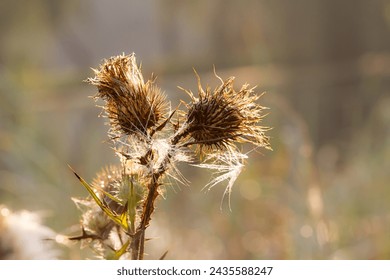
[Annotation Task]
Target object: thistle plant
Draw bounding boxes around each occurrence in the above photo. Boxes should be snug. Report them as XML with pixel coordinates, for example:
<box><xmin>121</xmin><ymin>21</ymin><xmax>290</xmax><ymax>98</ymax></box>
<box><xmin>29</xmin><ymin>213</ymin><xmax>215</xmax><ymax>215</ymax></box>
<box><xmin>69</xmin><ymin>53</ymin><xmax>271</xmax><ymax>260</ymax></box>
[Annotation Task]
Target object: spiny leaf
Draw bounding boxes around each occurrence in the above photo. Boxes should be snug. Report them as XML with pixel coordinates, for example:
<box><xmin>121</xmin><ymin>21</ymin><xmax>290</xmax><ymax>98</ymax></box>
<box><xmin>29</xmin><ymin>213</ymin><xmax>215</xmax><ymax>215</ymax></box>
<box><xmin>128</xmin><ymin>179</ymin><xmax>137</xmax><ymax>232</ymax></box>
<box><xmin>91</xmin><ymin>184</ymin><xmax>123</xmax><ymax>206</ymax></box>
<box><xmin>119</xmin><ymin>208</ymin><xmax>129</xmax><ymax>232</ymax></box>
<box><xmin>159</xmin><ymin>250</ymin><xmax>169</xmax><ymax>260</ymax></box>
<box><xmin>108</xmin><ymin>240</ymin><xmax>130</xmax><ymax>260</ymax></box>
<box><xmin>150</xmin><ymin>109</ymin><xmax>176</xmax><ymax>137</ymax></box>
<box><xmin>68</xmin><ymin>165</ymin><xmax>129</xmax><ymax>231</ymax></box>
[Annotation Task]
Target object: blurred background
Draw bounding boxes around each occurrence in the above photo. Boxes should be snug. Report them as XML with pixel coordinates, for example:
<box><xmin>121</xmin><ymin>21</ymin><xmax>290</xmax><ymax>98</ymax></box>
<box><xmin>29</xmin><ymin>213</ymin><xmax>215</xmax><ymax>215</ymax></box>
<box><xmin>1</xmin><ymin>0</ymin><xmax>390</xmax><ymax>259</ymax></box>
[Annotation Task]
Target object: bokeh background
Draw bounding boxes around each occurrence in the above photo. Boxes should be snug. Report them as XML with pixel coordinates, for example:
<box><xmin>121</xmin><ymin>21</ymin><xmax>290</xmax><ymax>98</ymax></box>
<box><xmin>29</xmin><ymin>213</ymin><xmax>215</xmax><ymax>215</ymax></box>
<box><xmin>1</xmin><ymin>0</ymin><xmax>390</xmax><ymax>259</ymax></box>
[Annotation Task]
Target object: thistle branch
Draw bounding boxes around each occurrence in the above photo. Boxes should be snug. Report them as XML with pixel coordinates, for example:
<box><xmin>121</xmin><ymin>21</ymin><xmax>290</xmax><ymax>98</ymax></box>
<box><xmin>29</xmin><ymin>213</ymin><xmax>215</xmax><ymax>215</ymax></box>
<box><xmin>70</xmin><ymin>53</ymin><xmax>271</xmax><ymax>260</ymax></box>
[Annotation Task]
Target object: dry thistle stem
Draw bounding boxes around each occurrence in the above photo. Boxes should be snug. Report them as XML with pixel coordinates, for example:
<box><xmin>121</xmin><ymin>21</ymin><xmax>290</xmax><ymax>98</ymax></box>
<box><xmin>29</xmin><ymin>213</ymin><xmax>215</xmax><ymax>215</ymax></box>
<box><xmin>70</xmin><ymin>53</ymin><xmax>271</xmax><ymax>260</ymax></box>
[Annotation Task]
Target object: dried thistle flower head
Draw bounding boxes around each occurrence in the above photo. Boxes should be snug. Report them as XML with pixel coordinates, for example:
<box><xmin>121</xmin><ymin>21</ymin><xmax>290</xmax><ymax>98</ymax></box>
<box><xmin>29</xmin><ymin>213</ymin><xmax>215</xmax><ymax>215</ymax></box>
<box><xmin>93</xmin><ymin>165</ymin><xmax>130</xmax><ymax>213</ymax></box>
<box><xmin>182</xmin><ymin>71</ymin><xmax>271</xmax><ymax>153</ymax></box>
<box><xmin>87</xmin><ymin>53</ymin><xmax>168</xmax><ymax>138</ymax></box>
<box><xmin>73</xmin><ymin>198</ymin><xmax>114</xmax><ymax>240</ymax></box>
<box><xmin>71</xmin><ymin>165</ymin><xmax>144</xmax><ymax>259</ymax></box>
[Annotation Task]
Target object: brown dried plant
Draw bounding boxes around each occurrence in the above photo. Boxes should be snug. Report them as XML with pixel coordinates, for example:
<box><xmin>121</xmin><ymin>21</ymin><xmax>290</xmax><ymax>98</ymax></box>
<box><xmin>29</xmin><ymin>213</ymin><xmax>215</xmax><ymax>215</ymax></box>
<box><xmin>69</xmin><ymin>53</ymin><xmax>271</xmax><ymax>260</ymax></box>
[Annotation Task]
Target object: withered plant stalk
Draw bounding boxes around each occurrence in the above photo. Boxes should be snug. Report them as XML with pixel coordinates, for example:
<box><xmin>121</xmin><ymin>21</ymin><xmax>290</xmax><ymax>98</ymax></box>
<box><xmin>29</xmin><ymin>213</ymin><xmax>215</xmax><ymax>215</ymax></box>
<box><xmin>69</xmin><ymin>53</ymin><xmax>271</xmax><ymax>260</ymax></box>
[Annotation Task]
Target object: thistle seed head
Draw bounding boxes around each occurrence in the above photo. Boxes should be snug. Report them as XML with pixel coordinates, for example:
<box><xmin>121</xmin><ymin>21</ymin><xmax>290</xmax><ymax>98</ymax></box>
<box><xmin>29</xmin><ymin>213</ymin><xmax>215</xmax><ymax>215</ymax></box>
<box><xmin>87</xmin><ymin>53</ymin><xmax>168</xmax><ymax>138</ymax></box>
<box><xmin>183</xmin><ymin>71</ymin><xmax>271</xmax><ymax>152</ymax></box>
<box><xmin>74</xmin><ymin>199</ymin><xmax>114</xmax><ymax>240</ymax></box>
<box><xmin>0</xmin><ymin>205</ymin><xmax>58</xmax><ymax>259</ymax></box>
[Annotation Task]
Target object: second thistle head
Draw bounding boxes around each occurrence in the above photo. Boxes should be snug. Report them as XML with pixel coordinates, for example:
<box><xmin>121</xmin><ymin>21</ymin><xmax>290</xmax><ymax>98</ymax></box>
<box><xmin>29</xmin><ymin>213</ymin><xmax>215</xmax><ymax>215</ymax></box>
<box><xmin>181</xmin><ymin>70</ymin><xmax>271</xmax><ymax>153</ymax></box>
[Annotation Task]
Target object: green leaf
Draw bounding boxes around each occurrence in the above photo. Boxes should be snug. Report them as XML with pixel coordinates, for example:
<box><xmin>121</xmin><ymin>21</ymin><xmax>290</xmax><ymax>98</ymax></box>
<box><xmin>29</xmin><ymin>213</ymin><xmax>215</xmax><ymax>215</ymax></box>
<box><xmin>92</xmin><ymin>184</ymin><xmax>123</xmax><ymax>206</ymax></box>
<box><xmin>127</xmin><ymin>177</ymin><xmax>136</xmax><ymax>232</ymax></box>
<box><xmin>68</xmin><ymin>165</ymin><xmax>129</xmax><ymax>231</ymax></box>
<box><xmin>108</xmin><ymin>240</ymin><xmax>130</xmax><ymax>260</ymax></box>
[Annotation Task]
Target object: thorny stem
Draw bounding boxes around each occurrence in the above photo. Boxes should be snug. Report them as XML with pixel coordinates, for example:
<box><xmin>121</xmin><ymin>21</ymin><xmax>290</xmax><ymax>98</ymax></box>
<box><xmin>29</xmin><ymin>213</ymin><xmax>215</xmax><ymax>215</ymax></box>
<box><xmin>131</xmin><ymin>175</ymin><xmax>159</xmax><ymax>260</ymax></box>
<box><xmin>131</xmin><ymin>128</ymin><xmax>187</xmax><ymax>260</ymax></box>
